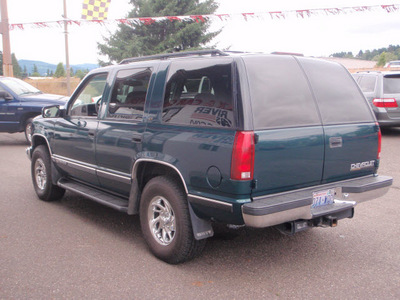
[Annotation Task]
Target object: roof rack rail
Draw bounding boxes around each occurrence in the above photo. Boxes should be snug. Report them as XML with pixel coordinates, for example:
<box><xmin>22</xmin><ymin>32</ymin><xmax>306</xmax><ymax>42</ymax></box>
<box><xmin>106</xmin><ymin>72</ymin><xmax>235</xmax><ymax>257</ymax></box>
<box><xmin>119</xmin><ymin>49</ymin><xmax>228</xmax><ymax>64</ymax></box>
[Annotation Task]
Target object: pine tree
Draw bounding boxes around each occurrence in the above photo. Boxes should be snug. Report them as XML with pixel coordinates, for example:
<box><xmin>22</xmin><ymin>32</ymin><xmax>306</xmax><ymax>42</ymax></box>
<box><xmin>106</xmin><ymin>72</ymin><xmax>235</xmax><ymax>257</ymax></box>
<box><xmin>11</xmin><ymin>54</ymin><xmax>21</xmax><ymax>78</ymax></box>
<box><xmin>98</xmin><ymin>0</ymin><xmax>219</xmax><ymax>64</ymax></box>
<box><xmin>31</xmin><ymin>64</ymin><xmax>40</xmax><ymax>77</ymax></box>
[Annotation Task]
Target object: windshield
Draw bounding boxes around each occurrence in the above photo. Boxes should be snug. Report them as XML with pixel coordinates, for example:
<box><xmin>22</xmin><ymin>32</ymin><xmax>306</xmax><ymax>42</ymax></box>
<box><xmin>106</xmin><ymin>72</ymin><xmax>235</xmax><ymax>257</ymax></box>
<box><xmin>383</xmin><ymin>75</ymin><xmax>400</xmax><ymax>94</ymax></box>
<box><xmin>0</xmin><ymin>78</ymin><xmax>42</xmax><ymax>96</ymax></box>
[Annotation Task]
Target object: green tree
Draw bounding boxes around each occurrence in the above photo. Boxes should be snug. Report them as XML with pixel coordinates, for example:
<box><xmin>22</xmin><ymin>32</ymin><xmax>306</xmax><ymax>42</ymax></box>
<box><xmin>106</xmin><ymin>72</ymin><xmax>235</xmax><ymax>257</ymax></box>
<box><xmin>75</xmin><ymin>69</ymin><xmax>88</xmax><ymax>79</ymax></box>
<box><xmin>11</xmin><ymin>54</ymin><xmax>22</xmax><ymax>78</ymax></box>
<box><xmin>31</xmin><ymin>64</ymin><xmax>40</xmax><ymax>77</ymax></box>
<box><xmin>98</xmin><ymin>0</ymin><xmax>219</xmax><ymax>64</ymax></box>
<box><xmin>376</xmin><ymin>52</ymin><xmax>387</xmax><ymax>67</ymax></box>
<box><xmin>0</xmin><ymin>51</ymin><xmax>3</xmax><ymax>76</ymax></box>
<box><xmin>54</xmin><ymin>62</ymin><xmax>66</xmax><ymax>77</ymax></box>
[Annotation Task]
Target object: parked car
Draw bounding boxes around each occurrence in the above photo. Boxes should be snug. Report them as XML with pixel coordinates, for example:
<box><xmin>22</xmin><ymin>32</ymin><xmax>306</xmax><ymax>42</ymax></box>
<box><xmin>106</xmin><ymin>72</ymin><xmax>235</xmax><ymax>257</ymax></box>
<box><xmin>27</xmin><ymin>50</ymin><xmax>392</xmax><ymax>264</ymax></box>
<box><xmin>352</xmin><ymin>71</ymin><xmax>400</xmax><ymax>127</ymax></box>
<box><xmin>0</xmin><ymin>77</ymin><xmax>67</xmax><ymax>143</ymax></box>
<box><xmin>384</xmin><ymin>60</ymin><xmax>400</xmax><ymax>68</ymax></box>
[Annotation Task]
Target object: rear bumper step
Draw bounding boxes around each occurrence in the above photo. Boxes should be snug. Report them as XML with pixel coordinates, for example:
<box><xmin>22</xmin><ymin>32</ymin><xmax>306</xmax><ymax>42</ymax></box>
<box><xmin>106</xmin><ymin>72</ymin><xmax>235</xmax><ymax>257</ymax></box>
<box><xmin>242</xmin><ymin>175</ymin><xmax>392</xmax><ymax>228</ymax></box>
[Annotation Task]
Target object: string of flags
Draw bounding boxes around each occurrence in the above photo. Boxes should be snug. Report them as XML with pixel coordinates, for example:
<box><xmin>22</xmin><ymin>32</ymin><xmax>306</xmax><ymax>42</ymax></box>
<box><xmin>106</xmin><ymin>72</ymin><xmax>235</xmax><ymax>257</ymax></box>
<box><xmin>9</xmin><ymin>4</ymin><xmax>400</xmax><ymax>31</ymax></box>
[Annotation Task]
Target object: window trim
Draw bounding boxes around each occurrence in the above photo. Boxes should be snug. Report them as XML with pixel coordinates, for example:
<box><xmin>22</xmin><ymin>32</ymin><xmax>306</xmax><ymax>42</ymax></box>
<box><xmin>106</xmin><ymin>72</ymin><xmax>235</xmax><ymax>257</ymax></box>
<box><xmin>68</xmin><ymin>72</ymin><xmax>109</xmax><ymax>118</ymax></box>
<box><xmin>104</xmin><ymin>67</ymin><xmax>153</xmax><ymax>123</ymax></box>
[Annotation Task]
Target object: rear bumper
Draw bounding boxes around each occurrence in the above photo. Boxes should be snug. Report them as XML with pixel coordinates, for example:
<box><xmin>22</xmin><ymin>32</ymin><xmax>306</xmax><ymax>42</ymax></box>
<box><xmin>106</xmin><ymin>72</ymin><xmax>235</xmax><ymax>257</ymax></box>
<box><xmin>242</xmin><ymin>175</ymin><xmax>392</xmax><ymax>228</ymax></box>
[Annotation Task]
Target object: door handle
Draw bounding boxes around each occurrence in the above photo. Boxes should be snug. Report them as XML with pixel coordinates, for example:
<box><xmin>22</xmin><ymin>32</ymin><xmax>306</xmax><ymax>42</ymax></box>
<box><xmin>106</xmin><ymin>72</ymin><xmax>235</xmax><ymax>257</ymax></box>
<box><xmin>132</xmin><ymin>134</ymin><xmax>142</xmax><ymax>143</ymax></box>
<box><xmin>88</xmin><ymin>129</ymin><xmax>96</xmax><ymax>139</ymax></box>
<box><xmin>329</xmin><ymin>137</ymin><xmax>342</xmax><ymax>148</ymax></box>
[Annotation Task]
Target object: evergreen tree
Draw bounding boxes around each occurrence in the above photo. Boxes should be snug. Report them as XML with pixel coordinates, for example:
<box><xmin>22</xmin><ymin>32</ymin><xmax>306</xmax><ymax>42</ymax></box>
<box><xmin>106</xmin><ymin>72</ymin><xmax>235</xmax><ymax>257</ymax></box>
<box><xmin>11</xmin><ymin>54</ymin><xmax>22</xmax><ymax>78</ymax></box>
<box><xmin>98</xmin><ymin>0</ymin><xmax>219</xmax><ymax>64</ymax></box>
<box><xmin>22</xmin><ymin>65</ymin><xmax>28</xmax><ymax>78</ymax></box>
<box><xmin>0</xmin><ymin>51</ymin><xmax>3</xmax><ymax>76</ymax></box>
<box><xmin>31</xmin><ymin>64</ymin><xmax>40</xmax><ymax>77</ymax></box>
<box><xmin>54</xmin><ymin>63</ymin><xmax>66</xmax><ymax>77</ymax></box>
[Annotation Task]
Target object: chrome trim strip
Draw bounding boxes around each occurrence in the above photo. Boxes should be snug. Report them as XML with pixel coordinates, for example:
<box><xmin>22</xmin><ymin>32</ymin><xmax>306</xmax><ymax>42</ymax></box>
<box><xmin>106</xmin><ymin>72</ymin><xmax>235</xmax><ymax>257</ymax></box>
<box><xmin>52</xmin><ymin>155</ymin><xmax>97</xmax><ymax>175</ymax></box>
<box><xmin>97</xmin><ymin>169</ymin><xmax>131</xmax><ymax>185</ymax></box>
<box><xmin>132</xmin><ymin>158</ymin><xmax>189</xmax><ymax>194</ymax></box>
<box><xmin>188</xmin><ymin>194</ymin><xmax>233</xmax><ymax>213</ymax></box>
<box><xmin>32</xmin><ymin>133</ymin><xmax>52</xmax><ymax>156</ymax></box>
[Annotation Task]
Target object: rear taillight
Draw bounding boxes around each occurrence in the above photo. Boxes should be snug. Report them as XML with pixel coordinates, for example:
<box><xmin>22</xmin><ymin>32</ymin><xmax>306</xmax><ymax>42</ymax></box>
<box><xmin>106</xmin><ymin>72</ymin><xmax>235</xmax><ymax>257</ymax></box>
<box><xmin>372</xmin><ymin>98</ymin><xmax>398</xmax><ymax>108</ymax></box>
<box><xmin>231</xmin><ymin>131</ymin><xmax>255</xmax><ymax>180</ymax></box>
<box><xmin>377</xmin><ymin>122</ymin><xmax>381</xmax><ymax>160</ymax></box>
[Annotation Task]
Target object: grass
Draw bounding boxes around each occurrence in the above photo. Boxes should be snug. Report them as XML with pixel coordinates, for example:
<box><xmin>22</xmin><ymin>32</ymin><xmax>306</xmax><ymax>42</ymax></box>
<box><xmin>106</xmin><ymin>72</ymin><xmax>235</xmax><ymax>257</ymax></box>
<box><xmin>25</xmin><ymin>78</ymin><xmax>81</xmax><ymax>96</ymax></box>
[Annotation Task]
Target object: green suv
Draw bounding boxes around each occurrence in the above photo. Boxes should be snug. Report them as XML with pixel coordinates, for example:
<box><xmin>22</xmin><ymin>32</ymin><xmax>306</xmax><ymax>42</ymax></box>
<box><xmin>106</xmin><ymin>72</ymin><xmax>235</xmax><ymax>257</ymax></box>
<box><xmin>27</xmin><ymin>50</ymin><xmax>392</xmax><ymax>263</ymax></box>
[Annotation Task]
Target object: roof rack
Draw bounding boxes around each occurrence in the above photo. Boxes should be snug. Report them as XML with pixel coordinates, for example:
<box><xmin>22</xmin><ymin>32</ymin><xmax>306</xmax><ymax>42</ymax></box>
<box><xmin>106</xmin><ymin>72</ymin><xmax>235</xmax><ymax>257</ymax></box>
<box><xmin>119</xmin><ymin>49</ymin><xmax>228</xmax><ymax>64</ymax></box>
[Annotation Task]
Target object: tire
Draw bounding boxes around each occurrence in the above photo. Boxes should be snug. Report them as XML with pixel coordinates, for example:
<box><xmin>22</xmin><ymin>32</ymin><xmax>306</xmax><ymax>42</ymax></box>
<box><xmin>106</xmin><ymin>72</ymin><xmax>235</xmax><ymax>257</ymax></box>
<box><xmin>31</xmin><ymin>145</ymin><xmax>65</xmax><ymax>202</ymax></box>
<box><xmin>24</xmin><ymin>118</ymin><xmax>34</xmax><ymax>144</ymax></box>
<box><xmin>140</xmin><ymin>176</ymin><xmax>206</xmax><ymax>264</ymax></box>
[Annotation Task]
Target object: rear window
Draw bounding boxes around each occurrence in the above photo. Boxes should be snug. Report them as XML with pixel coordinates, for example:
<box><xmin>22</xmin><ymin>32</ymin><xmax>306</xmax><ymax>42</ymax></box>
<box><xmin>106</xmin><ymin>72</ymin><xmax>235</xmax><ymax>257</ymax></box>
<box><xmin>243</xmin><ymin>55</ymin><xmax>321</xmax><ymax>129</ymax></box>
<box><xmin>383</xmin><ymin>75</ymin><xmax>400</xmax><ymax>94</ymax></box>
<box><xmin>298</xmin><ymin>57</ymin><xmax>374</xmax><ymax>125</ymax></box>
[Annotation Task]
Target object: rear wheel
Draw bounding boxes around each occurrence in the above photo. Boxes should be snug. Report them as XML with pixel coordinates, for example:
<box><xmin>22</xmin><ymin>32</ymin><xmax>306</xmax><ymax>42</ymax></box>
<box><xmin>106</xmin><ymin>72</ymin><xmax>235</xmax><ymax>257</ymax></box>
<box><xmin>31</xmin><ymin>145</ymin><xmax>65</xmax><ymax>201</ymax></box>
<box><xmin>140</xmin><ymin>176</ymin><xmax>206</xmax><ymax>264</ymax></box>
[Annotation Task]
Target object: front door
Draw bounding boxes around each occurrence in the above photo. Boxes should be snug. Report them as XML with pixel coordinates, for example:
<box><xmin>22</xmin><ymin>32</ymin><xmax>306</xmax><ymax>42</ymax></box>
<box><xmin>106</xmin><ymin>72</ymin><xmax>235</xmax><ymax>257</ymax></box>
<box><xmin>52</xmin><ymin>73</ymin><xmax>108</xmax><ymax>186</ymax></box>
<box><xmin>96</xmin><ymin>68</ymin><xmax>153</xmax><ymax>196</ymax></box>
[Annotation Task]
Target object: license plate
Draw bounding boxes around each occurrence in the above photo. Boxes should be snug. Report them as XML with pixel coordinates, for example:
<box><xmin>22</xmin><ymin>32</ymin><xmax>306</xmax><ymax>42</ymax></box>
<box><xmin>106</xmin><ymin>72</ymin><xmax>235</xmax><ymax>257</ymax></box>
<box><xmin>312</xmin><ymin>189</ymin><xmax>335</xmax><ymax>208</ymax></box>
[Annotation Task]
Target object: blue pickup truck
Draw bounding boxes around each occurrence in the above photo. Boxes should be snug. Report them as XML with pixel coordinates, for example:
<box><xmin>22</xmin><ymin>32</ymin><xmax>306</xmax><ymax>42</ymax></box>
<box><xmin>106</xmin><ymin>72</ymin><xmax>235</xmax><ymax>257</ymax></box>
<box><xmin>0</xmin><ymin>77</ymin><xmax>67</xmax><ymax>143</ymax></box>
<box><xmin>27</xmin><ymin>51</ymin><xmax>392</xmax><ymax>263</ymax></box>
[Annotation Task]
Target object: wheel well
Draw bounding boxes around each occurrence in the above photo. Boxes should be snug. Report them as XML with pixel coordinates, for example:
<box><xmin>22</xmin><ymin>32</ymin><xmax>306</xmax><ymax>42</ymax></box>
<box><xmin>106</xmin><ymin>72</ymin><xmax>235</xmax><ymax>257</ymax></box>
<box><xmin>136</xmin><ymin>161</ymin><xmax>186</xmax><ymax>195</ymax></box>
<box><xmin>32</xmin><ymin>135</ymin><xmax>49</xmax><ymax>151</ymax></box>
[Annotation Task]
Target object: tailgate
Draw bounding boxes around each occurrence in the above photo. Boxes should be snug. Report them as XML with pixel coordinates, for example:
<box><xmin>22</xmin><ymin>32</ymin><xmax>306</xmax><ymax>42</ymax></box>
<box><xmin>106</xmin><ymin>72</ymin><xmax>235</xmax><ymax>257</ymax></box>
<box><xmin>323</xmin><ymin>123</ymin><xmax>379</xmax><ymax>183</ymax></box>
<box><xmin>253</xmin><ymin>126</ymin><xmax>324</xmax><ymax>196</ymax></box>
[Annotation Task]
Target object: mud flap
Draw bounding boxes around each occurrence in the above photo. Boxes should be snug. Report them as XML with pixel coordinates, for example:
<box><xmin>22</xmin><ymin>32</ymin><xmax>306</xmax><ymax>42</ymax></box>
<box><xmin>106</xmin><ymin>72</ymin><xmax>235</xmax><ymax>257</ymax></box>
<box><xmin>189</xmin><ymin>204</ymin><xmax>214</xmax><ymax>240</ymax></box>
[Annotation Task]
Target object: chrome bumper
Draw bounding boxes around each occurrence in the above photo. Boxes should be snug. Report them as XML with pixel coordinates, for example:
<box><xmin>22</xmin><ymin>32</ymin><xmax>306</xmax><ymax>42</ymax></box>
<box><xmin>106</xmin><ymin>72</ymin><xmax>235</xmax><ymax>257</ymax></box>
<box><xmin>242</xmin><ymin>175</ymin><xmax>392</xmax><ymax>228</ymax></box>
<box><xmin>26</xmin><ymin>146</ymin><xmax>33</xmax><ymax>160</ymax></box>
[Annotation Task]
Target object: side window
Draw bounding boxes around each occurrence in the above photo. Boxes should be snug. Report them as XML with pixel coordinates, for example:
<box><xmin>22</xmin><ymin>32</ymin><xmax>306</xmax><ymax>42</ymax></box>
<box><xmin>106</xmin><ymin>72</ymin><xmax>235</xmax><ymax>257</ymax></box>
<box><xmin>70</xmin><ymin>73</ymin><xmax>107</xmax><ymax>117</ymax></box>
<box><xmin>107</xmin><ymin>68</ymin><xmax>151</xmax><ymax>121</ymax></box>
<box><xmin>162</xmin><ymin>58</ymin><xmax>235</xmax><ymax>128</ymax></box>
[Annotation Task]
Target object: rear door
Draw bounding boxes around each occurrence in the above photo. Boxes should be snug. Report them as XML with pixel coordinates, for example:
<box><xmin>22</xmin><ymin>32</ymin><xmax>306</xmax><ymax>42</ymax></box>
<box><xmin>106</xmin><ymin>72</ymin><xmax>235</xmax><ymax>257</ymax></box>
<box><xmin>242</xmin><ymin>55</ymin><xmax>324</xmax><ymax>196</ymax></box>
<box><xmin>298</xmin><ymin>57</ymin><xmax>378</xmax><ymax>183</ymax></box>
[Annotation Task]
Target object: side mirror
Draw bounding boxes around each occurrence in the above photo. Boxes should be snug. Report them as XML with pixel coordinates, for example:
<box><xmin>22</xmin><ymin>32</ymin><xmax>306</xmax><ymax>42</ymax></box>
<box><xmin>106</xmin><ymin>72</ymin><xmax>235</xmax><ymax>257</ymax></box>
<box><xmin>42</xmin><ymin>105</ymin><xmax>64</xmax><ymax>118</ymax></box>
<box><xmin>0</xmin><ymin>90</ymin><xmax>13</xmax><ymax>100</ymax></box>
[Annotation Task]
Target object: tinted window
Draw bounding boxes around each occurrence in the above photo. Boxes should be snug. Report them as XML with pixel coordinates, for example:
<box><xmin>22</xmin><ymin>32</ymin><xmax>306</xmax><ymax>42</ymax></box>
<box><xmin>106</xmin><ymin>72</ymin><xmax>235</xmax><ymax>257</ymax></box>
<box><xmin>107</xmin><ymin>68</ymin><xmax>151</xmax><ymax>121</ymax></box>
<box><xmin>383</xmin><ymin>75</ymin><xmax>400</xmax><ymax>94</ymax></box>
<box><xmin>358</xmin><ymin>75</ymin><xmax>377</xmax><ymax>93</ymax></box>
<box><xmin>163</xmin><ymin>58</ymin><xmax>235</xmax><ymax>128</ymax></box>
<box><xmin>243</xmin><ymin>55</ymin><xmax>320</xmax><ymax>129</ymax></box>
<box><xmin>70</xmin><ymin>73</ymin><xmax>107</xmax><ymax>117</ymax></box>
<box><xmin>298</xmin><ymin>57</ymin><xmax>374</xmax><ymax>124</ymax></box>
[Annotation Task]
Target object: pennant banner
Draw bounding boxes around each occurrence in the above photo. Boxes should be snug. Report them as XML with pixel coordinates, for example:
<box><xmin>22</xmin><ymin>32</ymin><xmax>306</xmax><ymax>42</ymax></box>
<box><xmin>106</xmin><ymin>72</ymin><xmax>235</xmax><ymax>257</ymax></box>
<box><xmin>9</xmin><ymin>4</ymin><xmax>400</xmax><ymax>31</ymax></box>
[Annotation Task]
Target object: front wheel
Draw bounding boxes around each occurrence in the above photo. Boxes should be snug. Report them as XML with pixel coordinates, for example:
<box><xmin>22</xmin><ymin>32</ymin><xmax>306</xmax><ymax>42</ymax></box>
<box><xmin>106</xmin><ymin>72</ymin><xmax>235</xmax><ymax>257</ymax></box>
<box><xmin>140</xmin><ymin>176</ymin><xmax>206</xmax><ymax>264</ymax></box>
<box><xmin>31</xmin><ymin>145</ymin><xmax>65</xmax><ymax>201</ymax></box>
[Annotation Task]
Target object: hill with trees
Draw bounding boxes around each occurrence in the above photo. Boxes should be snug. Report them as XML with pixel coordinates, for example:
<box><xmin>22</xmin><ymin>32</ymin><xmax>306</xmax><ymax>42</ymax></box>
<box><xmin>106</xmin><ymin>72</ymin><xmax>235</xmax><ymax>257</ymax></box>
<box><xmin>330</xmin><ymin>44</ymin><xmax>400</xmax><ymax>66</ymax></box>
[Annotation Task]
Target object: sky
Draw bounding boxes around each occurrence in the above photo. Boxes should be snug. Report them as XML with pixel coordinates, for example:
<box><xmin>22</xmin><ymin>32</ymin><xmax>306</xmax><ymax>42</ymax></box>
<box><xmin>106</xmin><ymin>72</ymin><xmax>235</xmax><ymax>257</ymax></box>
<box><xmin>2</xmin><ymin>0</ymin><xmax>400</xmax><ymax>65</ymax></box>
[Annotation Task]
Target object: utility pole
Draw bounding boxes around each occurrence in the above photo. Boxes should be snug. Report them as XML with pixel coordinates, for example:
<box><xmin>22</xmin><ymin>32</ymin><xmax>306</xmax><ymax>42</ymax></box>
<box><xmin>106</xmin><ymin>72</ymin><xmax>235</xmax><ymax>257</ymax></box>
<box><xmin>63</xmin><ymin>0</ymin><xmax>71</xmax><ymax>95</ymax></box>
<box><xmin>0</xmin><ymin>0</ymin><xmax>13</xmax><ymax>77</ymax></box>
